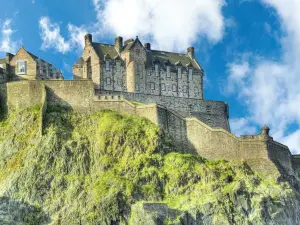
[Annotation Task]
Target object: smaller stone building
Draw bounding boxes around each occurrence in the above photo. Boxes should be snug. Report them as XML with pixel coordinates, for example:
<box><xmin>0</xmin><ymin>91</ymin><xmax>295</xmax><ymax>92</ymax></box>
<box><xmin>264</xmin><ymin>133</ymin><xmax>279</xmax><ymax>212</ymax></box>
<box><xmin>0</xmin><ymin>46</ymin><xmax>63</xmax><ymax>82</ymax></box>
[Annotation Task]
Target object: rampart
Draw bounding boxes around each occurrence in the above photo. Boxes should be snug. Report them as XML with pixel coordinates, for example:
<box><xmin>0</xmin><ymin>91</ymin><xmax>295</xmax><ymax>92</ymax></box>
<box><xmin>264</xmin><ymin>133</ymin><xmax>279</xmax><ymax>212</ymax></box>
<box><xmin>96</xmin><ymin>90</ymin><xmax>230</xmax><ymax>131</ymax></box>
<box><xmin>0</xmin><ymin>80</ymin><xmax>299</xmax><ymax>176</ymax></box>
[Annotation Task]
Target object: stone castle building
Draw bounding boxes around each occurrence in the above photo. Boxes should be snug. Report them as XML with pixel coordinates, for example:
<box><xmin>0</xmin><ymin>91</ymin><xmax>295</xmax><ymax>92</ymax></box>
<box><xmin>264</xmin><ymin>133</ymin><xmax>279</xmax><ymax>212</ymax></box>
<box><xmin>0</xmin><ymin>46</ymin><xmax>63</xmax><ymax>83</ymax></box>
<box><xmin>73</xmin><ymin>34</ymin><xmax>230</xmax><ymax>131</ymax></box>
<box><xmin>1</xmin><ymin>34</ymin><xmax>300</xmax><ymax>182</ymax></box>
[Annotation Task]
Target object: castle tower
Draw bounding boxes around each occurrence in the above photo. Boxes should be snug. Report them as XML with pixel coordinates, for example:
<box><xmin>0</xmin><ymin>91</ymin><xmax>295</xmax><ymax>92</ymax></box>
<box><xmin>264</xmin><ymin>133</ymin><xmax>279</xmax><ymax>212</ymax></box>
<box><xmin>121</xmin><ymin>37</ymin><xmax>147</xmax><ymax>93</ymax></box>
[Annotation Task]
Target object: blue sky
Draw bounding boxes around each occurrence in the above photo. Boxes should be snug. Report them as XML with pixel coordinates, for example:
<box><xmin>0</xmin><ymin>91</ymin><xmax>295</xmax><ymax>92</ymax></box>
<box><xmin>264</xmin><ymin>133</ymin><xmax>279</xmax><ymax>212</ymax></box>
<box><xmin>1</xmin><ymin>0</ymin><xmax>300</xmax><ymax>153</ymax></box>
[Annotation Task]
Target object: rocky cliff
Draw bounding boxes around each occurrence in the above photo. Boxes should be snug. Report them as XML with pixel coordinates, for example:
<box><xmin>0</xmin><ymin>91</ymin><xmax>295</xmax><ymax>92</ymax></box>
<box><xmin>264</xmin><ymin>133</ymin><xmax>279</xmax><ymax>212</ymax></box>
<box><xmin>0</xmin><ymin>105</ymin><xmax>299</xmax><ymax>225</ymax></box>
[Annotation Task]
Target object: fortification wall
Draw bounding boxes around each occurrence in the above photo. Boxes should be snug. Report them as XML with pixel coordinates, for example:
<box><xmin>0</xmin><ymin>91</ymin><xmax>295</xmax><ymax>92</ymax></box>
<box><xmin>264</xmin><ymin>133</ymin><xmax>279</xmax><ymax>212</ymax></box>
<box><xmin>0</xmin><ymin>84</ymin><xmax>7</xmax><ymax>116</ymax></box>
<box><xmin>41</xmin><ymin>80</ymin><xmax>94</xmax><ymax>112</ymax></box>
<box><xmin>292</xmin><ymin>155</ymin><xmax>300</xmax><ymax>172</ymax></box>
<box><xmin>6</xmin><ymin>81</ymin><xmax>44</xmax><ymax>111</ymax></box>
<box><xmin>0</xmin><ymin>80</ymin><xmax>297</xmax><ymax>175</ymax></box>
<box><xmin>267</xmin><ymin>141</ymin><xmax>293</xmax><ymax>173</ymax></box>
<box><xmin>97</xmin><ymin>90</ymin><xmax>230</xmax><ymax>131</ymax></box>
<box><xmin>5</xmin><ymin>80</ymin><xmax>94</xmax><ymax>113</ymax></box>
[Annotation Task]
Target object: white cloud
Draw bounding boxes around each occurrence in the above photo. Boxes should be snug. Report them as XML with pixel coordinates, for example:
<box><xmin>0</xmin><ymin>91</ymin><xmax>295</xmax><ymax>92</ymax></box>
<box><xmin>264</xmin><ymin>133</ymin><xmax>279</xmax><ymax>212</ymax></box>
<box><xmin>230</xmin><ymin>117</ymin><xmax>258</xmax><ymax>136</ymax></box>
<box><xmin>39</xmin><ymin>0</ymin><xmax>226</xmax><ymax>53</ymax></box>
<box><xmin>39</xmin><ymin>17</ymin><xmax>87</xmax><ymax>54</ymax></box>
<box><xmin>0</xmin><ymin>19</ymin><xmax>18</xmax><ymax>53</ymax></box>
<box><xmin>227</xmin><ymin>0</ymin><xmax>300</xmax><ymax>154</ymax></box>
<box><xmin>39</xmin><ymin>17</ymin><xmax>70</xmax><ymax>53</ymax></box>
<box><xmin>97</xmin><ymin>0</ymin><xmax>226</xmax><ymax>51</ymax></box>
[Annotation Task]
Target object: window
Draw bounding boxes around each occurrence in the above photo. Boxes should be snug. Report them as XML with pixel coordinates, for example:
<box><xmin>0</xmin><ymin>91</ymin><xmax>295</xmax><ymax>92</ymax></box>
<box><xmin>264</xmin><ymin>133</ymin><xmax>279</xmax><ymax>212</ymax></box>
<box><xmin>155</xmin><ymin>64</ymin><xmax>159</xmax><ymax>77</ymax></box>
<box><xmin>17</xmin><ymin>61</ymin><xmax>27</xmax><ymax>74</ymax></box>
<box><xmin>105</xmin><ymin>61</ymin><xmax>110</xmax><ymax>71</ymax></box>
<box><xmin>166</xmin><ymin>66</ymin><xmax>171</xmax><ymax>78</ymax></box>
<box><xmin>106</xmin><ymin>77</ymin><xmax>111</xmax><ymax>85</ymax></box>
<box><xmin>188</xmin><ymin>68</ymin><xmax>193</xmax><ymax>81</ymax></box>
<box><xmin>194</xmin><ymin>87</ymin><xmax>199</xmax><ymax>95</ymax></box>
<box><xmin>139</xmin><ymin>65</ymin><xmax>143</xmax><ymax>79</ymax></box>
<box><xmin>116</xmin><ymin>61</ymin><xmax>121</xmax><ymax>68</ymax></box>
<box><xmin>161</xmin><ymin>83</ymin><xmax>166</xmax><ymax>91</ymax></box>
<box><xmin>172</xmin><ymin>84</ymin><xmax>177</xmax><ymax>92</ymax></box>
<box><xmin>136</xmin><ymin>84</ymin><xmax>140</xmax><ymax>91</ymax></box>
<box><xmin>178</xmin><ymin>67</ymin><xmax>182</xmax><ymax>79</ymax></box>
<box><xmin>150</xmin><ymin>82</ymin><xmax>155</xmax><ymax>90</ymax></box>
<box><xmin>183</xmin><ymin>85</ymin><xmax>188</xmax><ymax>93</ymax></box>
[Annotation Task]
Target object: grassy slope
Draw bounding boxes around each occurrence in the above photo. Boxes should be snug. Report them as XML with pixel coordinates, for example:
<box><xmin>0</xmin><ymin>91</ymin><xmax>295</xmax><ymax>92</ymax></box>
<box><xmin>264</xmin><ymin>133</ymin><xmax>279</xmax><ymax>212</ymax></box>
<box><xmin>0</xmin><ymin>105</ymin><xmax>299</xmax><ymax>225</ymax></box>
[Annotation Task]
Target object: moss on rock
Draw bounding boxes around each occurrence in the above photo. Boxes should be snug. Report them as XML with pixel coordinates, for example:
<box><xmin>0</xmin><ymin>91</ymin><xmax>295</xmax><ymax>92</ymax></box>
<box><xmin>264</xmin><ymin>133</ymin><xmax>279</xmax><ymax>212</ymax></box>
<box><xmin>0</xmin><ymin>105</ymin><xmax>299</xmax><ymax>224</ymax></box>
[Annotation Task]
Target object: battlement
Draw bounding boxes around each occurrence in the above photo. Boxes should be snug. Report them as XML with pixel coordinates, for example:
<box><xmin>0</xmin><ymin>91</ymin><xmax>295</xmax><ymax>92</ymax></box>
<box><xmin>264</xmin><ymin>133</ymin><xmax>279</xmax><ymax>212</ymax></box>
<box><xmin>0</xmin><ymin>80</ymin><xmax>299</xmax><ymax>177</ymax></box>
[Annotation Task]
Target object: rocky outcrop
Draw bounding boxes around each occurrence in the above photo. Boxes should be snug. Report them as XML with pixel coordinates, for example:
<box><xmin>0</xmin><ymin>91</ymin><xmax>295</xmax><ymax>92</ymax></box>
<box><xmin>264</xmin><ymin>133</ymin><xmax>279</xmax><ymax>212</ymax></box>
<box><xmin>0</xmin><ymin>105</ymin><xmax>300</xmax><ymax>225</ymax></box>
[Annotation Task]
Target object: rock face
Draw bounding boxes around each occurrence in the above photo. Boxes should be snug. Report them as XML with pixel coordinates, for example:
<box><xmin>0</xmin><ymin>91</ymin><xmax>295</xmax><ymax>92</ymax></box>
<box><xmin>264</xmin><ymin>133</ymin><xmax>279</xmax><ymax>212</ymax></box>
<box><xmin>0</xmin><ymin>105</ymin><xmax>300</xmax><ymax>225</ymax></box>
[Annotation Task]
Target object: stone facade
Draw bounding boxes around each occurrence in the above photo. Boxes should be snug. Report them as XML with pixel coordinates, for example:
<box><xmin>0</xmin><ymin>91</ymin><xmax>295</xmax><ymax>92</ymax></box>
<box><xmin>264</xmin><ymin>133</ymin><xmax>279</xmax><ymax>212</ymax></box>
<box><xmin>73</xmin><ymin>34</ymin><xmax>226</xmax><ymax>130</ymax></box>
<box><xmin>73</xmin><ymin>35</ymin><xmax>203</xmax><ymax>99</ymax></box>
<box><xmin>0</xmin><ymin>46</ymin><xmax>63</xmax><ymax>81</ymax></box>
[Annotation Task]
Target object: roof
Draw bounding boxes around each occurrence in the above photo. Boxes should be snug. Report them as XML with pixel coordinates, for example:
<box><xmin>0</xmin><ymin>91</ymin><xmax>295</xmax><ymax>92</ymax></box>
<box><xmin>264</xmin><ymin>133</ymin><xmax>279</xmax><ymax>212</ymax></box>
<box><xmin>92</xmin><ymin>43</ymin><xmax>119</xmax><ymax>60</ymax></box>
<box><xmin>75</xmin><ymin>57</ymin><xmax>84</xmax><ymax>65</ymax></box>
<box><xmin>146</xmin><ymin>50</ymin><xmax>200</xmax><ymax>69</ymax></box>
<box><xmin>89</xmin><ymin>37</ymin><xmax>202</xmax><ymax>70</ymax></box>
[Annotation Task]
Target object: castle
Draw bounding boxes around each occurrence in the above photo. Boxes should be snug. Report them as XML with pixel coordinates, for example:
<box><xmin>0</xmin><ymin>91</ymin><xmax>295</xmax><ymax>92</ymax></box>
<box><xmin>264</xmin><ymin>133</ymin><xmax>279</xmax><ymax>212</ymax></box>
<box><xmin>0</xmin><ymin>34</ymin><xmax>299</xmax><ymax>180</ymax></box>
<box><xmin>73</xmin><ymin>34</ymin><xmax>230</xmax><ymax>131</ymax></box>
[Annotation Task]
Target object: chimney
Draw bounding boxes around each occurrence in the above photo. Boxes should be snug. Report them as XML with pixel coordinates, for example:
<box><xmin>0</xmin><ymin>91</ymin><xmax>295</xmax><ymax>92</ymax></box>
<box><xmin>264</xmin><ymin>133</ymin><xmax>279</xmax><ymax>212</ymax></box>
<box><xmin>6</xmin><ymin>52</ymin><xmax>14</xmax><ymax>63</ymax></box>
<box><xmin>84</xmin><ymin>33</ymin><xmax>92</xmax><ymax>46</ymax></box>
<box><xmin>115</xmin><ymin>36</ymin><xmax>123</xmax><ymax>53</ymax></box>
<box><xmin>187</xmin><ymin>46</ymin><xmax>195</xmax><ymax>59</ymax></box>
<box><xmin>144</xmin><ymin>43</ymin><xmax>151</xmax><ymax>51</ymax></box>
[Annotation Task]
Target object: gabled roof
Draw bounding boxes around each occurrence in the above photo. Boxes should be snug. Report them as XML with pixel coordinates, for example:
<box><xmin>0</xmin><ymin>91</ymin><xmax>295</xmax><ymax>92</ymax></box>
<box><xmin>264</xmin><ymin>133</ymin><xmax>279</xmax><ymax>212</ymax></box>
<box><xmin>75</xmin><ymin>57</ymin><xmax>84</xmax><ymax>65</ymax></box>
<box><xmin>146</xmin><ymin>50</ymin><xmax>201</xmax><ymax>70</ymax></box>
<box><xmin>123</xmin><ymin>37</ymin><xmax>144</xmax><ymax>52</ymax></box>
<box><xmin>92</xmin><ymin>43</ymin><xmax>119</xmax><ymax>60</ymax></box>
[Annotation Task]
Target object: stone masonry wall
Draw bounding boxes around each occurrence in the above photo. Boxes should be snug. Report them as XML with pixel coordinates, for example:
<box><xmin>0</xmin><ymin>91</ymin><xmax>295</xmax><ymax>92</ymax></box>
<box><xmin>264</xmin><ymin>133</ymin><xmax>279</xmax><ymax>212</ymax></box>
<box><xmin>97</xmin><ymin>90</ymin><xmax>230</xmax><ymax>131</ymax></box>
<box><xmin>0</xmin><ymin>80</ymin><xmax>296</xmax><ymax>175</ymax></box>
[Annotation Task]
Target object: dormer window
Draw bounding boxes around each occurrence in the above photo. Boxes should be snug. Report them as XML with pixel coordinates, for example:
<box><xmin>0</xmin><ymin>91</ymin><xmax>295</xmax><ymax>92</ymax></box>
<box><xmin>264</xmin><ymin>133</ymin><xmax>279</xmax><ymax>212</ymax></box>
<box><xmin>155</xmin><ymin>64</ymin><xmax>159</xmax><ymax>77</ymax></box>
<box><xmin>105</xmin><ymin>61</ymin><xmax>110</xmax><ymax>71</ymax></box>
<box><xmin>17</xmin><ymin>61</ymin><xmax>27</xmax><ymax>75</ymax></box>
<box><xmin>166</xmin><ymin>66</ymin><xmax>171</xmax><ymax>78</ymax></box>
<box><xmin>188</xmin><ymin>68</ymin><xmax>193</xmax><ymax>81</ymax></box>
<box><xmin>178</xmin><ymin>67</ymin><xmax>182</xmax><ymax>79</ymax></box>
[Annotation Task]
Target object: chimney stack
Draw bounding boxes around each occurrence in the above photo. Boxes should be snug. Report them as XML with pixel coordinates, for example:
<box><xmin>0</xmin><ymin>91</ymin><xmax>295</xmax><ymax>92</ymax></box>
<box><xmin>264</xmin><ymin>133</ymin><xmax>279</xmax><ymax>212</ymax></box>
<box><xmin>6</xmin><ymin>52</ymin><xmax>14</xmax><ymax>63</ymax></box>
<box><xmin>84</xmin><ymin>33</ymin><xmax>93</xmax><ymax>46</ymax></box>
<box><xmin>115</xmin><ymin>36</ymin><xmax>123</xmax><ymax>53</ymax></box>
<box><xmin>187</xmin><ymin>47</ymin><xmax>195</xmax><ymax>59</ymax></box>
<box><xmin>144</xmin><ymin>43</ymin><xmax>151</xmax><ymax>51</ymax></box>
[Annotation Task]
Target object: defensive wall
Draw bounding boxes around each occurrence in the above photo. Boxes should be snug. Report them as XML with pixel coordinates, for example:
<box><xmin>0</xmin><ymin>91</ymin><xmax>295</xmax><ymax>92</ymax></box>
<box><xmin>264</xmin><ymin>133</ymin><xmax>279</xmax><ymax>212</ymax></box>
<box><xmin>0</xmin><ymin>80</ymin><xmax>298</xmax><ymax>176</ymax></box>
<box><xmin>96</xmin><ymin>90</ymin><xmax>230</xmax><ymax>131</ymax></box>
